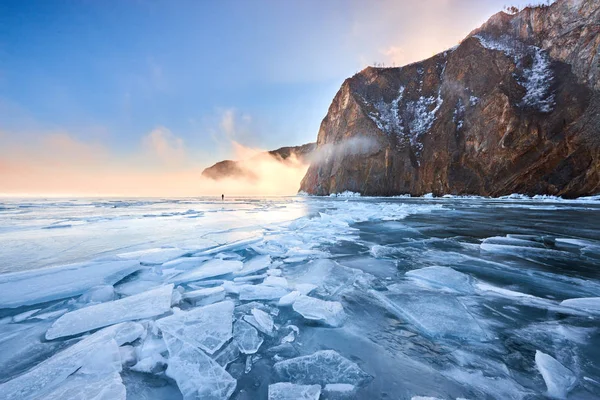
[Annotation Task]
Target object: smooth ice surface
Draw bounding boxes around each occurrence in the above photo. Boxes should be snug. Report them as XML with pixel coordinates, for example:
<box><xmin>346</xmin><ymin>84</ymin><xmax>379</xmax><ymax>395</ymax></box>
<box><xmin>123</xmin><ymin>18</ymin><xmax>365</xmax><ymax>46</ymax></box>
<box><xmin>43</xmin><ymin>372</ymin><xmax>126</xmax><ymax>400</ymax></box>
<box><xmin>0</xmin><ymin>322</ymin><xmax>143</xmax><ymax>400</ymax></box>
<box><xmin>274</xmin><ymin>350</ymin><xmax>371</xmax><ymax>386</ymax></box>
<box><xmin>156</xmin><ymin>301</ymin><xmax>234</xmax><ymax>355</ymax></box>
<box><xmin>233</xmin><ymin>320</ymin><xmax>263</xmax><ymax>354</ymax></box>
<box><xmin>46</xmin><ymin>284</ymin><xmax>173</xmax><ymax>340</ymax></box>
<box><xmin>0</xmin><ymin>259</ymin><xmax>141</xmax><ymax>308</ymax></box>
<box><xmin>163</xmin><ymin>333</ymin><xmax>237</xmax><ymax>400</ymax></box>
<box><xmin>405</xmin><ymin>266</ymin><xmax>473</xmax><ymax>294</ymax></box>
<box><xmin>172</xmin><ymin>260</ymin><xmax>243</xmax><ymax>283</ymax></box>
<box><xmin>373</xmin><ymin>291</ymin><xmax>488</xmax><ymax>341</ymax></box>
<box><xmin>560</xmin><ymin>297</ymin><xmax>600</xmax><ymax>315</ymax></box>
<box><xmin>292</xmin><ymin>295</ymin><xmax>346</xmax><ymax>327</ymax></box>
<box><xmin>535</xmin><ymin>351</ymin><xmax>577</xmax><ymax>399</ymax></box>
<box><xmin>268</xmin><ymin>382</ymin><xmax>321</xmax><ymax>400</ymax></box>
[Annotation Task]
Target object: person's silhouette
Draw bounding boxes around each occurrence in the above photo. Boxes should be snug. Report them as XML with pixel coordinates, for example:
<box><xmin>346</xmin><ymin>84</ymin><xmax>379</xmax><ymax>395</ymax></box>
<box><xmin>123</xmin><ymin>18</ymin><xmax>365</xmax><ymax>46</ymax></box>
<box><xmin>221</xmin><ymin>194</ymin><xmax>224</xmax><ymax>201</ymax></box>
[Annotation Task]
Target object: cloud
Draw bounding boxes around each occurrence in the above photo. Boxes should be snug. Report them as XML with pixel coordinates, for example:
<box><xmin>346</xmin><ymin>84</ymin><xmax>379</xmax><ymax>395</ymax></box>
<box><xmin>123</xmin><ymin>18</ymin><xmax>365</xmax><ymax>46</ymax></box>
<box><xmin>0</xmin><ymin>118</ymin><xmax>313</xmax><ymax>197</ymax></box>
<box><xmin>380</xmin><ymin>46</ymin><xmax>405</xmax><ymax>66</ymax></box>
<box><xmin>142</xmin><ymin>126</ymin><xmax>186</xmax><ymax>166</ymax></box>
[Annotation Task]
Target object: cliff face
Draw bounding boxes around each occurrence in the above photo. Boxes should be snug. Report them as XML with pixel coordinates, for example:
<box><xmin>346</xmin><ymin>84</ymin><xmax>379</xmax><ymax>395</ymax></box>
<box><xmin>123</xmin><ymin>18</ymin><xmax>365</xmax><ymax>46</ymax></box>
<box><xmin>300</xmin><ymin>0</ymin><xmax>600</xmax><ymax>197</ymax></box>
<box><xmin>202</xmin><ymin>143</ymin><xmax>316</xmax><ymax>181</ymax></box>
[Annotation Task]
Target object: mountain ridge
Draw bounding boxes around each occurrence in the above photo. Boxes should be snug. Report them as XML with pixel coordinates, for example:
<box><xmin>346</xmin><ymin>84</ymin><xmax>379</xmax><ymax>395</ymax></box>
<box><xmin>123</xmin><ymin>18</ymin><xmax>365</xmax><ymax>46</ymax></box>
<box><xmin>202</xmin><ymin>143</ymin><xmax>316</xmax><ymax>181</ymax></box>
<box><xmin>299</xmin><ymin>0</ymin><xmax>600</xmax><ymax>197</ymax></box>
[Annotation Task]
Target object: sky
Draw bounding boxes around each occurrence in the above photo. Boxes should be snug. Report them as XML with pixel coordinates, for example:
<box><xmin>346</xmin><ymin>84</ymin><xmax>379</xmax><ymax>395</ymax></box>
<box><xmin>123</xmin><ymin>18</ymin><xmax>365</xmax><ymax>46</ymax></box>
<box><xmin>0</xmin><ymin>0</ymin><xmax>551</xmax><ymax>196</ymax></box>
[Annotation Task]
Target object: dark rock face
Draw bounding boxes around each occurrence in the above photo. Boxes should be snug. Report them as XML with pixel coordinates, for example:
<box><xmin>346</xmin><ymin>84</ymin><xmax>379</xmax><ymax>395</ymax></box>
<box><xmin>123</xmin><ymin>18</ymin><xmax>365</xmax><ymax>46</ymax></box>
<box><xmin>202</xmin><ymin>143</ymin><xmax>316</xmax><ymax>181</ymax></box>
<box><xmin>300</xmin><ymin>0</ymin><xmax>600</xmax><ymax>197</ymax></box>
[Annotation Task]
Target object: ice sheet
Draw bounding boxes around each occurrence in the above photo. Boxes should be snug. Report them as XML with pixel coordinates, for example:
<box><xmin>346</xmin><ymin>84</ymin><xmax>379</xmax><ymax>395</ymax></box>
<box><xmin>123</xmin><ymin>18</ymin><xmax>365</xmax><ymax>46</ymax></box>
<box><xmin>171</xmin><ymin>260</ymin><xmax>243</xmax><ymax>283</ymax></box>
<box><xmin>46</xmin><ymin>285</ymin><xmax>173</xmax><ymax>340</ymax></box>
<box><xmin>405</xmin><ymin>266</ymin><xmax>474</xmax><ymax>294</ymax></box>
<box><xmin>156</xmin><ymin>301</ymin><xmax>234</xmax><ymax>355</ymax></box>
<box><xmin>163</xmin><ymin>333</ymin><xmax>237</xmax><ymax>400</ymax></box>
<box><xmin>250</xmin><ymin>308</ymin><xmax>275</xmax><ymax>333</ymax></box>
<box><xmin>292</xmin><ymin>295</ymin><xmax>346</xmax><ymax>327</ymax></box>
<box><xmin>0</xmin><ymin>259</ymin><xmax>142</xmax><ymax>308</ymax></box>
<box><xmin>233</xmin><ymin>255</ymin><xmax>272</xmax><ymax>277</ymax></box>
<box><xmin>43</xmin><ymin>372</ymin><xmax>126</xmax><ymax>400</ymax></box>
<box><xmin>0</xmin><ymin>322</ymin><xmax>143</xmax><ymax>400</ymax></box>
<box><xmin>268</xmin><ymin>382</ymin><xmax>321</xmax><ymax>400</ymax></box>
<box><xmin>274</xmin><ymin>350</ymin><xmax>371</xmax><ymax>386</ymax></box>
<box><xmin>535</xmin><ymin>351</ymin><xmax>577</xmax><ymax>399</ymax></box>
<box><xmin>233</xmin><ymin>320</ymin><xmax>263</xmax><ymax>354</ymax></box>
<box><xmin>560</xmin><ymin>297</ymin><xmax>600</xmax><ymax>315</ymax></box>
<box><xmin>238</xmin><ymin>284</ymin><xmax>289</xmax><ymax>301</ymax></box>
<box><xmin>372</xmin><ymin>291</ymin><xmax>489</xmax><ymax>341</ymax></box>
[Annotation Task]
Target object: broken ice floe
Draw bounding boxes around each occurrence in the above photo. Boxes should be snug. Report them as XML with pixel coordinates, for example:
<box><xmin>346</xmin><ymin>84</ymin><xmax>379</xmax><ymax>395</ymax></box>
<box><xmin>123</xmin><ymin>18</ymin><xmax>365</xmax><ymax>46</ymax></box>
<box><xmin>405</xmin><ymin>266</ymin><xmax>474</xmax><ymax>294</ymax></box>
<box><xmin>292</xmin><ymin>295</ymin><xmax>346</xmax><ymax>327</ymax></box>
<box><xmin>268</xmin><ymin>382</ymin><xmax>321</xmax><ymax>400</ymax></box>
<box><xmin>156</xmin><ymin>300</ymin><xmax>234</xmax><ymax>355</ymax></box>
<box><xmin>274</xmin><ymin>350</ymin><xmax>371</xmax><ymax>386</ymax></box>
<box><xmin>233</xmin><ymin>320</ymin><xmax>264</xmax><ymax>354</ymax></box>
<box><xmin>0</xmin><ymin>322</ymin><xmax>143</xmax><ymax>400</ymax></box>
<box><xmin>171</xmin><ymin>259</ymin><xmax>243</xmax><ymax>284</ymax></box>
<box><xmin>163</xmin><ymin>333</ymin><xmax>237</xmax><ymax>400</ymax></box>
<box><xmin>46</xmin><ymin>285</ymin><xmax>173</xmax><ymax>340</ymax></box>
<box><xmin>535</xmin><ymin>350</ymin><xmax>577</xmax><ymax>399</ymax></box>
<box><xmin>0</xmin><ymin>259</ymin><xmax>142</xmax><ymax>308</ymax></box>
<box><xmin>372</xmin><ymin>291</ymin><xmax>489</xmax><ymax>341</ymax></box>
<box><xmin>560</xmin><ymin>297</ymin><xmax>600</xmax><ymax>315</ymax></box>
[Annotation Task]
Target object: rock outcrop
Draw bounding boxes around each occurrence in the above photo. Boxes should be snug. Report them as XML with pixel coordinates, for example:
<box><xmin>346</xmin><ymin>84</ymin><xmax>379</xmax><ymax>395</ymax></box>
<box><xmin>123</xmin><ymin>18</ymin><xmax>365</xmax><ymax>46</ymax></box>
<box><xmin>202</xmin><ymin>143</ymin><xmax>316</xmax><ymax>181</ymax></box>
<box><xmin>300</xmin><ymin>0</ymin><xmax>600</xmax><ymax>197</ymax></box>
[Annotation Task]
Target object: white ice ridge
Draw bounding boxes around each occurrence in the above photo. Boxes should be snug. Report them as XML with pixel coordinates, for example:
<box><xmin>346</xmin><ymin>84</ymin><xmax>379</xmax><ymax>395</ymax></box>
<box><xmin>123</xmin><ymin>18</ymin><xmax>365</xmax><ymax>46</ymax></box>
<box><xmin>171</xmin><ymin>259</ymin><xmax>243</xmax><ymax>284</ymax></box>
<box><xmin>0</xmin><ymin>322</ymin><xmax>144</xmax><ymax>400</ymax></box>
<box><xmin>156</xmin><ymin>301</ymin><xmax>234</xmax><ymax>355</ymax></box>
<box><xmin>0</xmin><ymin>259</ymin><xmax>142</xmax><ymax>308</ymax></box>
<box><xmin>560</xmin><ymin>297</ymin><xmax>600</xmax><ymax>315</ymax></box>
<box><xmin>535</xmin><ymin>350</ymin><xmax>577</xmax><ymax>399</ymax></box>
<box><xmin>163</xmin><ymin>333</ymin><xmax>236</xmax><ymax>400</ymax></box>
<box><xmin>292</xmin><ymin>295</ymin><xmax>346</xmax><ymax>327</ymax></box>
<box><xmin>274</xmin><ymin>350</ymin><xmax>371</xmax><ymax>386</ymax></box>
<box><xmin>268</xmin><ymin>382</ymin><xmax>321</xmax><ymax>400</ymax></box>
<box><xmin>46</xmin><ymin>285</ymin><xmax>173</xmax><ymax>340</ymax></box>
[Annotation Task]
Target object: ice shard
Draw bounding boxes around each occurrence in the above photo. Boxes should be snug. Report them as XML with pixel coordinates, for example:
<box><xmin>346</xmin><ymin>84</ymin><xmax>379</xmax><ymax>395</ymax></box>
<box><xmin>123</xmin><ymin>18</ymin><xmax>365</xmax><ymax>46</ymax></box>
<box><xmin>46</xmin><ymin>285</ymin><xmax>173</xmax><ymax>340</ymax></box>
<box><xmin>274</xmin><ymin>350</ymin><xmax>371</xmax><ymax>386</ymax></box>
<box><xmin>156</xmin><ymin>300</ymin><xmax>234</xmax><ymax>355</ymax></box>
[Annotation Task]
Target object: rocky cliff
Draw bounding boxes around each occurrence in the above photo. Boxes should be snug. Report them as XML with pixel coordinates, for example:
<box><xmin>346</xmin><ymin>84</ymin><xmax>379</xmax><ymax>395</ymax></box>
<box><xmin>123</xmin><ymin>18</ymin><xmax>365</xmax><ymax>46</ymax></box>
<box><xmin>300</xmin><ymin>0</ymin><xmax>600</xmax><ymax>197</ymax></box>
<box><xmin>202</xmin><ymin>143</ymin><xmax>316</xmax><ymax>181</ymax></box>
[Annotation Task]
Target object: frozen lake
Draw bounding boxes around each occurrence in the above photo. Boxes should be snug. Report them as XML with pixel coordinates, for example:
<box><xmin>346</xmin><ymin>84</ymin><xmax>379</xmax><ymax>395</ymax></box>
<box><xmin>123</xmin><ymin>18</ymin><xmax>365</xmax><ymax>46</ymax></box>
<box><xmin>0</xmin><ymin>195</ymin><xmax>599</xmax><ymax>399</ymax></box>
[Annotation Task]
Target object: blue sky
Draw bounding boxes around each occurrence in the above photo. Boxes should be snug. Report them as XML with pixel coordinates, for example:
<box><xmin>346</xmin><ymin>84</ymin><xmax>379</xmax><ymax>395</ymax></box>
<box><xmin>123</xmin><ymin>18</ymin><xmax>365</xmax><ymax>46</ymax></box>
<box><xmin>0</xmin><ymin>0</ymin><xmax>551</xmax><ymax>195</ymax></box>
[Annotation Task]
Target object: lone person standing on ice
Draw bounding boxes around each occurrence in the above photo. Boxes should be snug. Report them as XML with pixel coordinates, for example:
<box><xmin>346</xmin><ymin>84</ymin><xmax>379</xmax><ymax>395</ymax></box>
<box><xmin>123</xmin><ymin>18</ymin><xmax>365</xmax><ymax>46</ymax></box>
<box><xmin>221</xmin><ymin>194</ymin><xmax>224</xmax><ymax>201</ymax></box>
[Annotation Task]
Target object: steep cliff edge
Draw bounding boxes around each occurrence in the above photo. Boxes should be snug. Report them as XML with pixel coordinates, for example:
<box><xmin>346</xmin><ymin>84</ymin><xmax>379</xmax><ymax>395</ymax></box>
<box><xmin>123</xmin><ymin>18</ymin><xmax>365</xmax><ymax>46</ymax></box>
<box><xmin>300</xmin><ymin>0</ymin><xmax>600</xmax><ymax>197</ymax></box>
<box><xmin>202</xmin><ymin>143</ymin><xmax>316</xmax><ymax>181</ymax></box>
